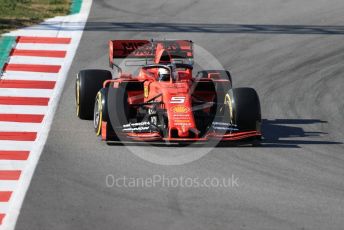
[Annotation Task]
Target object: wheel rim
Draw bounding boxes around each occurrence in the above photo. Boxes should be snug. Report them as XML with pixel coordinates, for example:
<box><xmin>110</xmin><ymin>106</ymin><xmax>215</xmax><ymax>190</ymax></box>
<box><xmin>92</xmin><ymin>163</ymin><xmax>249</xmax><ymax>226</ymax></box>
<box><xmin>94</xmin><ymin>93</ymin><xmax>102</xmax><ymax>135</ymax></box>
<box><xmin>225</xmin><ymin>93</ymin><xmax>234</xmax><ymax>124</ymax></box>
<box><xmin>76</xmin><ymin>77</ymin><xmax>80</xmax><ymax>116</ymax></box>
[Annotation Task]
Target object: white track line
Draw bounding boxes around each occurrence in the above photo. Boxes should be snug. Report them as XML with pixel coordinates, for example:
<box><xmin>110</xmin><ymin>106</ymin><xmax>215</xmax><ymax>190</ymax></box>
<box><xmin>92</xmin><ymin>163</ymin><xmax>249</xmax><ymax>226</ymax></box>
<box><xmin>0</xmin><ymin>181</ymin><xmax>17</xmax><ymax>191</ymax></box>
<box><xmin>8</xmin><ymin>56</ymin><xmax>65</xmax><ymax>65</ymax></box>
<box><xmin>1</xmin><ymin>1</ymin><xmax>93</xmax><ymax>229</ymax></box>
<box><xmin>0</xmin><ymin>205</ymin><xmax>10</xmax><ymax>214</ymax></box>
<box><xmin>0</xmin><ymin>122</ymin><xmax>42</xmax><ymax>132</ymax></box>
<box><xmin>0</xmin><ymin>141</ymin><xmax>33</xmax><ymax>151</ymax></box>
<box><xmin>0</xmin><ymin>161</ymin><xmax>27</xmax><ymax>171</ymax></box>
<box><xmin>0</xmin><ymin>88</ymin><xmax>53</xmax><ymax>97</ymax></box>
<box><xmin>2</xmin><ymin>71</ymin><xmax>57</xmax><ymax>81</ymax></box>
<box><xmin>15</xmin><ymin>43</ymin><xmax>69</xmax><ymax>51</ymax></box>
<box><xmin>0</xmin><ymin>105</ymin><xmax>47</xmax><ymax>115</ymax></box>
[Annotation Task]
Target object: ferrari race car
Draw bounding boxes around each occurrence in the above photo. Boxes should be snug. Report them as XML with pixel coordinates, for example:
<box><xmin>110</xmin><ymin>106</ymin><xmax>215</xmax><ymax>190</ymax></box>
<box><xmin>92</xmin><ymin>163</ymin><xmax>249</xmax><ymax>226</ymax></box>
<box><xmin>75</xmin><ymin>40</ymin><xmax>262</xmax><ymax>143</ymax></box>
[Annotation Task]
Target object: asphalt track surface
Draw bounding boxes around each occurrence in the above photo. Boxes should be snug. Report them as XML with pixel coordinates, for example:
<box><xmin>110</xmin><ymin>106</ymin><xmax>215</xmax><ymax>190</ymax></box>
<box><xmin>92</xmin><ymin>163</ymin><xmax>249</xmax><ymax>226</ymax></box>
<box><xmin>16</xmin><ymin>0</ymin><xmax>344</xmax><ymax>229</ymax></box>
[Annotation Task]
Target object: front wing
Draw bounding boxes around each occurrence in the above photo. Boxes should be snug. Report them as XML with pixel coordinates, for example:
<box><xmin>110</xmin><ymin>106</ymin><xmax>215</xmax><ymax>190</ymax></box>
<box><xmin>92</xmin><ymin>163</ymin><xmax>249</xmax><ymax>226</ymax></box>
<box><xmin>101</xmin><ymin>121</ymin><xmax>261</xmax><ymax>142</ymax></box>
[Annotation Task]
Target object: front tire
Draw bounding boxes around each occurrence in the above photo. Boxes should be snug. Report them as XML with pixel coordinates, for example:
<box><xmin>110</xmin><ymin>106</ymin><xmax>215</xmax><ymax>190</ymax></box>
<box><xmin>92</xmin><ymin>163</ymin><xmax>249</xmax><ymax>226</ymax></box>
<box><xmin>94</xmin><ymin>89</ymin><xmax>106</xmax><ymax>136</ymax></box>
<box><xmin>226</xmin><ymin>87</ymin><xmax>261</xmax><ymax>131</ymax></box>
<box><xmin>94</xmin><ymin>88</ymin><xmax>118</xmax><ymax>141</ymax></box>
<box><xmin>107</xmin><ymin>84</ymin><xmax>129</xmax><ymax>124</ymax></box>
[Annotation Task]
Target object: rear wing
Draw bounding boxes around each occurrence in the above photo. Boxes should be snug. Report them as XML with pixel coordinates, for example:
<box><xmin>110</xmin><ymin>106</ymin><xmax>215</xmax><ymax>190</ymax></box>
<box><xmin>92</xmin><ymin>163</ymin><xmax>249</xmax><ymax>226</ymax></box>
<box><xmin>109</xmin><ymin>40</ymin><xmax>193</xmax><ymax>68</ymax></box>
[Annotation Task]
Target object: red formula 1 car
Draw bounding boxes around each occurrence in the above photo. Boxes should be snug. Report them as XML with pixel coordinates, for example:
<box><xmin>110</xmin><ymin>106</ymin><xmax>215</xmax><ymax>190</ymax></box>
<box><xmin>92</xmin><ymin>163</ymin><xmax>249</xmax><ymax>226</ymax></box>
<box><xmin>75</xmin><ymin>40</ymin><xmax>262</xmax><ymax>143</ymax></box>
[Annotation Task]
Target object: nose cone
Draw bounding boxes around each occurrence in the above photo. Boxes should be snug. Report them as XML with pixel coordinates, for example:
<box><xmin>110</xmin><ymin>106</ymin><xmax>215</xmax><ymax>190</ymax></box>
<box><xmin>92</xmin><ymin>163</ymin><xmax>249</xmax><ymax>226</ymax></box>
<box><xmin>178</xmin><ymin>126</ymin><xmax>190</xmax><ymax>137</ymax></box>
<box><xmin>159</xmin><ymin>82</ymin><xmax>199</xmax><ymax>138</ymax></box>
<box><xmin>167</xmin><ymin>99</ymin><xmax>197</xmax><ymax>138</ymax></box>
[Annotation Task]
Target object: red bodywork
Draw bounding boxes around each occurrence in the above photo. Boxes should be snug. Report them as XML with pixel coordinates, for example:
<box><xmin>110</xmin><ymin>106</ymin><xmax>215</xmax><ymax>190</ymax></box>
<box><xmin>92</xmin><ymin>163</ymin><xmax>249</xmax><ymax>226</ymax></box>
<box><xmin>102</xmin><ymin>40</ymin><xmax>261</xmax><ymax>142</ymax></box>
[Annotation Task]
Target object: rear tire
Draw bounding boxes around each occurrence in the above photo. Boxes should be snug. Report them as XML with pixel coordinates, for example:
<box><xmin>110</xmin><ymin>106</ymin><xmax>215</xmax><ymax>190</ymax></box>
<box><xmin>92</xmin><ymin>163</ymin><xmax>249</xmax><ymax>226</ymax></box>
<box><xmin>75</xmin><ymin>69</ymin><xmax>112</xmax><ymax>120</ymax></box>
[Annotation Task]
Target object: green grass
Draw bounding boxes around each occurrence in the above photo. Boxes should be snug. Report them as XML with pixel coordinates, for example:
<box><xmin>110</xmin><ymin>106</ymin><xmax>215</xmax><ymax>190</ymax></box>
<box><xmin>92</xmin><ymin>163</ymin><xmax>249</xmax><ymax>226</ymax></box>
<box><xmin>0</xmin><ymin>0</ymin><xmax>71</xmax><ymax>34</ymax></box>
<box><xmin>0</xmin><ymin>36</ymin><xmax>16</xmax><ymax>73</ymax></box>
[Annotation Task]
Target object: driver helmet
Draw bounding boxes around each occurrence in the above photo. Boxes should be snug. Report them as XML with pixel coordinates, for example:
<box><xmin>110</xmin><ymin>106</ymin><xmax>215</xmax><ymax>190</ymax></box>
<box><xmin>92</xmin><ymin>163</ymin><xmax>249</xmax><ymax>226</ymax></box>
<box><xmin>158</xmin><ymin>68</ymin><xmax>170</xmax><ymax>81</ymax></box>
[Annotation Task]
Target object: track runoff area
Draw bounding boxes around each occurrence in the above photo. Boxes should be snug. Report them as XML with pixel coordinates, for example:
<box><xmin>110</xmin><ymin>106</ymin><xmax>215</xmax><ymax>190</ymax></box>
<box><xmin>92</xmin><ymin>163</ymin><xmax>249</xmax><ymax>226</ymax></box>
<box><xmin>0</xmin><ymin>0</ymin><xmax>92</xmax><ymax>229</ymax></box>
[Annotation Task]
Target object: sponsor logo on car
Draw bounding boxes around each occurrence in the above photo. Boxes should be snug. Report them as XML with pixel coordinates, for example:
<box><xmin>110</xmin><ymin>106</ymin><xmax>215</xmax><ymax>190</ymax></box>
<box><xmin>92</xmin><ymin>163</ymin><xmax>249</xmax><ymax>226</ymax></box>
<box><xmin>123</xmin><ymin>126</ymin><xmax>150</xmax><ymax>132</ymax></box>
<box><xmin>123</xmin><ymin>122</ymin><xmax>151</xmax><ymax>132</ymax></box>
<box><xmin>170</xmin><ymin>105</ymin><xmax>189</xmax><ymax>113</ymax></box>
<box><xmin>123</xmin><ymin>121</ymin><xmax>150</xmax><ymax>128</ymax></box>
<box><xmin>174</xmin><ymin>122</ymin><xmax>192</xmax><ymax>126</ymax></box>
<box><xmin>170</xmin><ymin>96</ymin><xmax>186</xmax><ymax>104</ymax></box>
<box><xmin>172</xmin><ymin>114</ymin><xmax>190</xmax><ymax>117</ymax></box>
<box><xmin>211</xmin><ymin>122</ymin><xmax>238</xmax><ymax>131</ymax></box>
<box><xmin>174</xmin><ymin>120</ymin><xmax>191</xmax><ymax>123</ymax></box>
